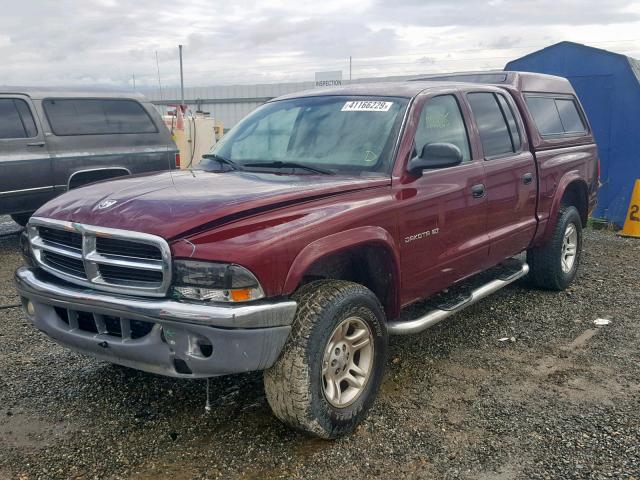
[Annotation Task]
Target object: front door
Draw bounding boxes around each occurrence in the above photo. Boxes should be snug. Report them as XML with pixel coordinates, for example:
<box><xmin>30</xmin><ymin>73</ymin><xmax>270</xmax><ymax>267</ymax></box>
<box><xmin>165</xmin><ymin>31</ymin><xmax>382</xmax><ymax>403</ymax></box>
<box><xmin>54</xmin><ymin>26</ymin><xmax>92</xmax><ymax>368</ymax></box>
<box><xmin>0</xmin><ymin>95</ymin><xmax>53</xmax><ymax>215</ymax></box>
<box><xmin>397</xmin><ymin>93</ymin><xmax>489</xmax><ymax>305</ymax></box>
<box><xmin>465</xmin><ymin>91</ymin><xmax>537</xmax><ymax>266</ymax></box>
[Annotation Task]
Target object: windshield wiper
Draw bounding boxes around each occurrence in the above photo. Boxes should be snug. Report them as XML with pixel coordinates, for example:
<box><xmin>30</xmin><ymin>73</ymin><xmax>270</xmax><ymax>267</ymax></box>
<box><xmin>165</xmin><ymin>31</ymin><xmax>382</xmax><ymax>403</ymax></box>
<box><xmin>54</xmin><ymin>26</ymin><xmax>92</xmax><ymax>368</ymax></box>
<box><xmin>243</xmin><ymin>161</ymin><xmax>334</xmax><ymax>175</ymax></box>
<box><xmin>201</xmin><ymin>153</ymin><xmax>242</xmax><ymax>171</ymax></box>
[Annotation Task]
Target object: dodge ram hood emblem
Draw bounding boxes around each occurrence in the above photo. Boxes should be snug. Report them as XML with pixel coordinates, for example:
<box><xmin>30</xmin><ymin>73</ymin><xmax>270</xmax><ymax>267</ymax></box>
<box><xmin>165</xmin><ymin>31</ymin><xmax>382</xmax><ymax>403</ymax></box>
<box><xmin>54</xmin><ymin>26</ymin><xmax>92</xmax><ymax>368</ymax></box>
<box><xmin>97</xmin><ymin>199</ymin><xmax>117</xmax><ymax>210</ymax></box>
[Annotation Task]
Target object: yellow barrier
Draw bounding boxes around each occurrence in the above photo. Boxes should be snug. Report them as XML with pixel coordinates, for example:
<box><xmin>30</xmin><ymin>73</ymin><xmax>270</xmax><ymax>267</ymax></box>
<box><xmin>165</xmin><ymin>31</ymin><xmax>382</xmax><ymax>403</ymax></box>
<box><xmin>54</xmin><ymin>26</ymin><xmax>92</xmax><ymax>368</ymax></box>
<box><xmin>620</xmin><ymin>179</ymin><xmax>640</xmax><ymax>238</ymax></box>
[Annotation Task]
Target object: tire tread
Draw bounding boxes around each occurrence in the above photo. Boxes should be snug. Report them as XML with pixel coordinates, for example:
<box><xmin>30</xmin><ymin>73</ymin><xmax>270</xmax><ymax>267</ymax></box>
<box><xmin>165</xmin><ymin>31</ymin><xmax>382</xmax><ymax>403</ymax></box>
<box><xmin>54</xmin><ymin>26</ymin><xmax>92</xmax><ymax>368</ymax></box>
<box><xmin>264</xmin><ymin>280</ymin><xmax>384</xmax><ymax>438</ymax></box>
<box><xmin>527</xmin><ymin>205</ymin><xmax>582</xmax><ymax>290</ymax></box>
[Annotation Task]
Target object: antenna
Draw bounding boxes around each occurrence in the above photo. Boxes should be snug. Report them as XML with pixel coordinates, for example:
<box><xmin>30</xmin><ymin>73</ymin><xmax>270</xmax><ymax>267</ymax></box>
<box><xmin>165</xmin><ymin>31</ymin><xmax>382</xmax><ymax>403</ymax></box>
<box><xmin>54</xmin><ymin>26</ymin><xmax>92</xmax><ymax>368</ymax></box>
<box><xmin>155</xmin><ymin>50</ymin><xmax>164</xmax><ymax>101</ymax></box>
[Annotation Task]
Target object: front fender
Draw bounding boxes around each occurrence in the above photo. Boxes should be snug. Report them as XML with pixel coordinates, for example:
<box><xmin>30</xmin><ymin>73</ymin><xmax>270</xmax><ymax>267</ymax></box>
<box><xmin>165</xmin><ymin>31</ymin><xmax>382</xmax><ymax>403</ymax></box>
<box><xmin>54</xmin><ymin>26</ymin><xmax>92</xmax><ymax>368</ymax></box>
<box><xmin>283</xmin><ymin>226</ymin><xmax>401</xmax><ymax>314</ymax></box>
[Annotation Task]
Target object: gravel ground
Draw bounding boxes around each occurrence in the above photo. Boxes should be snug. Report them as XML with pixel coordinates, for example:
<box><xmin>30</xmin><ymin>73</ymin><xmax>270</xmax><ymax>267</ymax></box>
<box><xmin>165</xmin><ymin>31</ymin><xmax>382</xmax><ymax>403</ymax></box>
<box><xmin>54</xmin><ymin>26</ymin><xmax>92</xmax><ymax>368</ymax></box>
<box><xmin>0</xmin><ymin>220</ymin><xmax>638</xmax><ymax>480</ymax></box>
<box><xmin>0</xmin><ymin>216</ymin><xmax>22</xmax><ymax>237</ymax></box>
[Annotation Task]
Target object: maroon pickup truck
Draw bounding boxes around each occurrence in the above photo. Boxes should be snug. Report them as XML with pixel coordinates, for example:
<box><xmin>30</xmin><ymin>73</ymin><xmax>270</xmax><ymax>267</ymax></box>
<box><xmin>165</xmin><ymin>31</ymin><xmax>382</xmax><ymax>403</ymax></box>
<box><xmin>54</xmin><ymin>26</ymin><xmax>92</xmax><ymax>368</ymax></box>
<box><xmin>15</xmin><ymin>71</ymin><xmax>599</xmax><ymax>438</ymax></box>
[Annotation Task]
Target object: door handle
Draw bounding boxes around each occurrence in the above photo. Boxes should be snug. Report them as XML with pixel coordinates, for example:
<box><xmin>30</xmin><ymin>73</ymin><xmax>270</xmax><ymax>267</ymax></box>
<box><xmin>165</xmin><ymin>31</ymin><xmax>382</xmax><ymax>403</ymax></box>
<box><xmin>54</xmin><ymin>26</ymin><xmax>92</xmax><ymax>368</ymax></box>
<box><xmin>522</xmin><ymin>173</ymin><xmax>533</xmax><ymax>185</ymax></box>
<box><xmin>27</xmin><ymin>141</ymin><xmax>45</xmax><ymax>147</ymax></box>
<box><xmin>471</xmin><ymin>184</ymin><xmax>486</xmax><ymax>198</ymax></box>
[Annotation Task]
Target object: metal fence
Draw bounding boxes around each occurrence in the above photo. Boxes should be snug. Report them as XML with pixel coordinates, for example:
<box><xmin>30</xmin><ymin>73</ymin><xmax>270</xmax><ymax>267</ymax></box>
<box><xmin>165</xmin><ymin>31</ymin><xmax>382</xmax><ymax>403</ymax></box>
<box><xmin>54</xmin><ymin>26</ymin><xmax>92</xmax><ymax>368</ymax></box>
<box><xmin>145</xmin><ymin>74</ymin><xmax>423</xmax><ymax>129</ymax></box>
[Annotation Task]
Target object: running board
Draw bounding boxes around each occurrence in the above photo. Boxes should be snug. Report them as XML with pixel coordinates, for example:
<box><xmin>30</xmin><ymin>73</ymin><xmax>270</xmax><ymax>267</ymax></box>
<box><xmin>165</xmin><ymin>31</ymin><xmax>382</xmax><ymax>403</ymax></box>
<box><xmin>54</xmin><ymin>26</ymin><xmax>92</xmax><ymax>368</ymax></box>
<box><xmin>388</xmin><ymin>262</ymin><xmax>530</xmax><ymax>336</ymax></box>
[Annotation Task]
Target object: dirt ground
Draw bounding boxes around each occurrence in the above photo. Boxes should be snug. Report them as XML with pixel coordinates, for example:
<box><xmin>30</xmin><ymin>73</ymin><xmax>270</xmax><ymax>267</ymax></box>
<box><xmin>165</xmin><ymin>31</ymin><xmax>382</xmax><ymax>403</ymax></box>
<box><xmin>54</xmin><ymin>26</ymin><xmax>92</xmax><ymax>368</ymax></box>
<box><xmin>0</xmin><ymin>216</ymin><xmax>638</xmax><ymax>479</ymax></box>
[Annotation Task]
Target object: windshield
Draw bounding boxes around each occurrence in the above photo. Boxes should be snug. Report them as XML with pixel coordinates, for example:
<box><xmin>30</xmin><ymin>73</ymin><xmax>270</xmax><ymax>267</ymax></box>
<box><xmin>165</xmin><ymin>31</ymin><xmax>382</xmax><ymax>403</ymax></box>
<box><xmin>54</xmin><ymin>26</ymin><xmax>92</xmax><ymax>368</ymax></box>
<box><xmin>200</xmin><ymin>96</ymin><xmax>408</xmax><ymax>175</ymax></box>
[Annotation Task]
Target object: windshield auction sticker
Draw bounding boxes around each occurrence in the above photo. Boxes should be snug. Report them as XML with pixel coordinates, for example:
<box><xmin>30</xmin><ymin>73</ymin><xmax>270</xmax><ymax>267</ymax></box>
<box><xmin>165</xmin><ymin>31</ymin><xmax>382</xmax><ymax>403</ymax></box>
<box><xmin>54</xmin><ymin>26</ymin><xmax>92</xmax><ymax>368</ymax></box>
<box><xmin>341</xmin><ymin>101</ymin><xmax>394</xmax><ymax>112</ymax></box>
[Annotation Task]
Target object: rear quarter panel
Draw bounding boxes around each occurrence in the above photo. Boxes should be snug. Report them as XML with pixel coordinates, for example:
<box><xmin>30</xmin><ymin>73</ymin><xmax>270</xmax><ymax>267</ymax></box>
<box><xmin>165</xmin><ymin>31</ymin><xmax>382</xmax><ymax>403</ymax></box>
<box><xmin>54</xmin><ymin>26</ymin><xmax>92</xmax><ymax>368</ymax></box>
<box><xmin>33</xmin><ymin>99</ymin><xmax>177</xmax><ymax>192</ymax></box>
<box><xmin>532</xmin><ymin>144</ymin><xmax>598</xmax><ymax>245</ymax></box>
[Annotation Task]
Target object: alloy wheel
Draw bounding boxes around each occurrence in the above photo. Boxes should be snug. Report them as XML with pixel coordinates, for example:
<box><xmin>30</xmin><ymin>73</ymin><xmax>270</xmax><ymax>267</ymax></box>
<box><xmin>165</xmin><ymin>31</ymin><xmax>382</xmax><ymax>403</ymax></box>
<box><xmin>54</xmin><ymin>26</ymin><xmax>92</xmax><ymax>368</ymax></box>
<box><xmin>321</xmin><ymin>316</ymin><xmax>374</xmax><ymax>408</ymax></box>
<box><xmin>561</xmin><ymin>223</ymin><xmax>578</xmax><ymax>273</ymax></box>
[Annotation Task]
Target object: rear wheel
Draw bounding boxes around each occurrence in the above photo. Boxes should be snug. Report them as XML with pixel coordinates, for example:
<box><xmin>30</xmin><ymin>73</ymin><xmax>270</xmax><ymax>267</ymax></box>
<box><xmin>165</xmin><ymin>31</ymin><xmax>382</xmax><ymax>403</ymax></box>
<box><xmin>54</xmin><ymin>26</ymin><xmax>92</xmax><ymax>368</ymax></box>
<box><xmin>10</xmin><ymin>212</ymin><xmax>33</xmax><ymax>227</ymax></box>
<box><xmin>264</xmin><ymin>280</ymin><xmax>388</xmax><ymax>439</ymax></box>
<box><xmin>527</xmin><ymin>205</ymin><xmax>583</xmax><ymax>290</ymax></box>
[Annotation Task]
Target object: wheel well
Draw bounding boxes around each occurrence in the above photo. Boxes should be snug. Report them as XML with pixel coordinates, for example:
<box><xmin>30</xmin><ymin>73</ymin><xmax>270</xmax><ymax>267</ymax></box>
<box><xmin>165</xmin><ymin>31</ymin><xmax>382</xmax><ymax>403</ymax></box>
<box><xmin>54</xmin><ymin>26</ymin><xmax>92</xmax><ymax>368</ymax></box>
<box><xmin>561</xmin><ymin>180</ymin><xmax>588</xmax><ymax>227</ymax></box>
<box><xmin>68</xmin><ymin>168</ymin><xmax>130</xmax><ymax>190</ymax></box>
<box><xmin>298</xmin><ymin>244</ymin><xmax>399</xmax><ymax>319</ymax></box>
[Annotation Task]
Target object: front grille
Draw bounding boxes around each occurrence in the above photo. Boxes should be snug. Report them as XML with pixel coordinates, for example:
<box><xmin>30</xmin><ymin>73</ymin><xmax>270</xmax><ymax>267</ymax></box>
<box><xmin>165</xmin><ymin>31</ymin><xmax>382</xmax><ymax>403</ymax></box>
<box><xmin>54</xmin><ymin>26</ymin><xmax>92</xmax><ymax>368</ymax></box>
<box><xmin>96</xmin><ymin>237</ymin><xmax>162</xmax><ymax>260</ymax></box>
<box><xmin>99</xmin><ymin>264</ymin><xmax>164</xmax><ymax>284</ymax></box>
<box><xmin>41</xmin><ymin>251</ymin><xmax>86</xmax><ymax>278</ymax></box>
<box><xmin>39</xmin><ymin>227</ymin><xmax>83</xmax><ymax>251</ymax></box>
<box><xmin>55</xmin><ymin>307</ymin><xmax>155</xmax><ymax>339</ymax></box>
<box><xmin>28</xmin><ymin>218</ymin><xmax>171</xmax><ymax>297</ymax></box>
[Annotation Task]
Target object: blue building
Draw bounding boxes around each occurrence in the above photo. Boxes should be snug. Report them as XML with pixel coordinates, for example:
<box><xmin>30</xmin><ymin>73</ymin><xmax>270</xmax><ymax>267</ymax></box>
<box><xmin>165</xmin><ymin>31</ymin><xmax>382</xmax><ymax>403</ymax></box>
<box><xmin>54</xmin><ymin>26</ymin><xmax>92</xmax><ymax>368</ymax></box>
<box><xmin>506</xmin><ymin>41</ymin><xmax>640</xmax><ymax>226</ymax></box>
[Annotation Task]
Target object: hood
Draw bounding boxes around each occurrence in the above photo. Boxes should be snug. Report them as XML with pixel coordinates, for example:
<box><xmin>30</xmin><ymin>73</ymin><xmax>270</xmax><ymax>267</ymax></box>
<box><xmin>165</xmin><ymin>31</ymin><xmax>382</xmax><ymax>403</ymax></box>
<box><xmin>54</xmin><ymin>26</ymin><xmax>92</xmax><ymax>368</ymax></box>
<box><xmin>35</xmin><ymin>170</ymin><xmax>389</xmax><ymax>239</ymax></box>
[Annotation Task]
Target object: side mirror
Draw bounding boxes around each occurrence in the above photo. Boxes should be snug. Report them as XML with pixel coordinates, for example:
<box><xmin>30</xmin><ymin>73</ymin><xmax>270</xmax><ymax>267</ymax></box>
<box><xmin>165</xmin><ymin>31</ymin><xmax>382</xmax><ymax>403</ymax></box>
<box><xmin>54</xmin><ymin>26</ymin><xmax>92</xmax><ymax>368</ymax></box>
<box><xmin>407</xmin><ymin>143</ymin><xmax>463</xmax><ymax>174</ymax></box>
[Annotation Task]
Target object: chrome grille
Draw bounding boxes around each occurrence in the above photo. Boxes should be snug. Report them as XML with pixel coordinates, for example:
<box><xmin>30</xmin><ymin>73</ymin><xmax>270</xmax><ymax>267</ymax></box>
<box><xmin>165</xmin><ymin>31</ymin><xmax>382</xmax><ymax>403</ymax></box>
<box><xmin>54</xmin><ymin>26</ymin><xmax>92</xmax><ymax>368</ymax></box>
<box><xmin>39</xmin><ymin>227</ymin><xmax>83</xmax><ymax>251</ymax></box>
<box><xmin>41</xmin><ymin>251</ymin><xmax>86</xmax><ymax>278</ymax></box>
<box><xmin>99</xmin><ymin>264</ymin><xmax>164</xmax><ymax>283</ymax></box>
<box><xmin>96</xmin><ymin>237</ymin><xmax>163</xmax><ymax>260</ymax></box>
<box><xmin>28</xmin><ymin>217</ymin><xmax>172</xmax><ymax>297</ymax></box>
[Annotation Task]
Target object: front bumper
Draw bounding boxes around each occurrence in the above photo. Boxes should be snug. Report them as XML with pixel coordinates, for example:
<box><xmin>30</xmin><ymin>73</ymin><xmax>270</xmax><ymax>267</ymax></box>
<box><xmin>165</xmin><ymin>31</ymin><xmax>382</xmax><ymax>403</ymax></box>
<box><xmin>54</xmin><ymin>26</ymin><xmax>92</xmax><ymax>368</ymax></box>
<box><xmin>14</xmin><ymin>267</ymin><xmax>297</xmax><ymax>378</ymax></box>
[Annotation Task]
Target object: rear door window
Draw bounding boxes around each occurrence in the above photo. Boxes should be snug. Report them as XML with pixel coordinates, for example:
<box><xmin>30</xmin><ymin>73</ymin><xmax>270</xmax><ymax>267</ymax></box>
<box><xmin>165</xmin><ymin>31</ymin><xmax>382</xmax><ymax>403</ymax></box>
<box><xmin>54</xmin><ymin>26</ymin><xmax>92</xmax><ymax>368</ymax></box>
<box><xmin>0</xmin><ymin>98</ymin><xmax>38</xmax><ymax>139</ymax></box>
<box><xmin>496</xmin><ymin>94</ymin><xmax>521</xmax><ymax>151</ymax></box>
<box><xmin>467</xmin><ymin>92</ymin><xmax>514</xmax><ymax>157</ymax></box>
<box><xmin>43</xmin><ymin>99</ymin><xmax>158</xmax><ymax>136</ymax></box>
<box><xmin>525</xmin><ymin>95</ymin><xmax>586</xmax><ymax>136</ymax></box>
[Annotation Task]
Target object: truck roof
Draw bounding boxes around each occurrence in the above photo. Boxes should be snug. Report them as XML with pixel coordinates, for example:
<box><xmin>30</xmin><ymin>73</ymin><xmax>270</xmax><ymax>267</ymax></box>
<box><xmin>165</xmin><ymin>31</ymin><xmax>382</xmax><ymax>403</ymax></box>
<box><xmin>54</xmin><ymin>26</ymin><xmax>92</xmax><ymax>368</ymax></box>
<box><xmin>410</xmin><ymin>70</ymin><xmax>575</xmax><ymax>95</ymax></box>
<box><xmin>0</xmin><ymin>87</ymin><xmax>146</xmax><ymax>100</ymax></box>
<box><xmin>272</xmin><ymin>71</ymin><xmax>575</xmax><ymax>102</ymax></box>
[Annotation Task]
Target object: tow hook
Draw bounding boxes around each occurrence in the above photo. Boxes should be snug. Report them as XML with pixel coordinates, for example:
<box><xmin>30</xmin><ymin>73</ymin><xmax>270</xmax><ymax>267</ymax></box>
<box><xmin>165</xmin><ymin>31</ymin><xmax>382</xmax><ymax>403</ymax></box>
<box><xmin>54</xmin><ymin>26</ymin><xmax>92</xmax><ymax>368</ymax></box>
<box><xmin>98</xmin><ymin>341</ymin><xmax>109</xmax><ymax>349</ymax></box>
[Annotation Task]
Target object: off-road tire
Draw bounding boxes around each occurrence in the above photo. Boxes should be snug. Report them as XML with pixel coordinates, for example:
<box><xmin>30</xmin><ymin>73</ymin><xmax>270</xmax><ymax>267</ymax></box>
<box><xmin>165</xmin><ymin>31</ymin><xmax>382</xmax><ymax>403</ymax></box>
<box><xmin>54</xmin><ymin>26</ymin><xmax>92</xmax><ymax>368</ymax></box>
<box><xmin>527</xmin><ymin>205</ymin><xmax>583</xmax><ymax>290</ymax></box>
<box><xmin>10</xmin><ymin>212</ymin><xmax>33</xmax><ymax>227</ymax></box>
<box><xmin>264</xmin><ymin>280</ymin><xmax>388</xmax><ymax>439</ymax></box>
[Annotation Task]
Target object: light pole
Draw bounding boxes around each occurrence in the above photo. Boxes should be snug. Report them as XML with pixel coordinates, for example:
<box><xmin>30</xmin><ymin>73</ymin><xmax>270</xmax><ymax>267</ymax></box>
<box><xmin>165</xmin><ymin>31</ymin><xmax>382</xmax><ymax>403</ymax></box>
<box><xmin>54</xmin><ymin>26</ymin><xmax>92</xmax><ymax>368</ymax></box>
<box><xmin>179</xmin><ymin>44</ymin><xmax>185</xmax><ymax>108</ymax></box>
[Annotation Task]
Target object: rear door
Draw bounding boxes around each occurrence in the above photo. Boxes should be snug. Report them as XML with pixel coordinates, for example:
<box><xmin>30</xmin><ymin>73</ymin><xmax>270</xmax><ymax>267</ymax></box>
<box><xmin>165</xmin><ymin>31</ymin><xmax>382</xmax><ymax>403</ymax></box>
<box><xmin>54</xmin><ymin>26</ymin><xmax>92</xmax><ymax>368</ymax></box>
<box><xmin>40</xmin><ymin>97</ymin><xmax>174</xmax><ymax>190</ymax></box>
<box><xmin>0</xmin><ymin>95</ymin><xmax>53</xmax><ymax>215</ymax></box>
<box><xmin>397</xmin><ymin>92</ymin><xmax>489</xmax><ymax>303</ymax></box>
<box><xmin>465</xmin><ymin>90</ymin><xmax>537</xmax><ymax>266</ymax></box>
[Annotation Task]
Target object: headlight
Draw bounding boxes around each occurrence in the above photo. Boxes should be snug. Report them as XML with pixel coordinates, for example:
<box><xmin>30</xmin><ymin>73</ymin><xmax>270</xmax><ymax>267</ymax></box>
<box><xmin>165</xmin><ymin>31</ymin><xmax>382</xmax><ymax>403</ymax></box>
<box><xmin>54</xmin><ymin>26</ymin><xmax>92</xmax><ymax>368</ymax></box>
<box><xmin>171</xmin><ymin>260</ymin><xmax>264</xmax><ymax>303</ymax></box>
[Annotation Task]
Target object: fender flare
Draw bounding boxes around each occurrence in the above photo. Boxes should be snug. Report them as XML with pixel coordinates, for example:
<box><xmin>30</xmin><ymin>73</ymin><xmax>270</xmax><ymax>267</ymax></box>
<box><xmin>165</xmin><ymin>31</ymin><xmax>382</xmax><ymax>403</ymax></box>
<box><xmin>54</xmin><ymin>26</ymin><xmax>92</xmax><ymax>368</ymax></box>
<box><xmin>540</xmin><ymin>171</ymin><xmax>588</xmax><ymax>243</ymax></box>
<box><xmin>283</xmin><ymin>226</ymin><xmax>401</xmax><ymax>316</ymax></box>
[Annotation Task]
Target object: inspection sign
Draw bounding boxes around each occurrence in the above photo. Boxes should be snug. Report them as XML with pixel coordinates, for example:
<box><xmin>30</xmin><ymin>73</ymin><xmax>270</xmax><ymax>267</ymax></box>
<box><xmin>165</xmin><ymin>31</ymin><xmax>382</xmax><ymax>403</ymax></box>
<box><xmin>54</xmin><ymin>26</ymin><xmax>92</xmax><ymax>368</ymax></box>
<box><xmin>315</xmin><ymin>71</ymin><xmax>343</xmax><ymax>87</ymax></box>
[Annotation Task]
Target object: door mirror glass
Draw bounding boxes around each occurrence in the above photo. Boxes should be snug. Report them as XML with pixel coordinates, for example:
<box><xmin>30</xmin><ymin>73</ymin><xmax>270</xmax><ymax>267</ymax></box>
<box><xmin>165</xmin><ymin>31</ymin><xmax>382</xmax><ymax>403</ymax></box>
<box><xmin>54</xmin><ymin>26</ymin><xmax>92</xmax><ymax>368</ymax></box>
<box><xmin>408</xmin><ymin>142</ymin><xmax>463</xmax><ymax>173</ymax></box>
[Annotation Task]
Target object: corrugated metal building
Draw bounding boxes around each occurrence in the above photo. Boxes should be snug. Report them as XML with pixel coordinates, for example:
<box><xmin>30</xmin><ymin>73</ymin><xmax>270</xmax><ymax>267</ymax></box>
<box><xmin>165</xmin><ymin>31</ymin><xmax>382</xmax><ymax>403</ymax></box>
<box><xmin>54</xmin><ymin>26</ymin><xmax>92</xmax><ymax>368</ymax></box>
<box><xmin>145</xmin><ymin>74</ymin><xmax>422</xmax><ymax>129</ymax></box>
<box><xmin>506</xmin><ymin>42</ymin><xmax>640</xmax><ymax>226</ymax></box>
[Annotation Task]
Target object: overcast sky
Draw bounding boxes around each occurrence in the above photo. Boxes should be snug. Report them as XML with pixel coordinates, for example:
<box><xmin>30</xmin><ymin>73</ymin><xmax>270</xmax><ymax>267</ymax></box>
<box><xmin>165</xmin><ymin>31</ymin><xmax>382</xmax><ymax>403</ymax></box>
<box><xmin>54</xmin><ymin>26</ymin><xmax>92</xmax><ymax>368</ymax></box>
<box><xmin>1</xmin><ymin>0</ymin><xmax>639</xmax><ymax>90</ymax></box>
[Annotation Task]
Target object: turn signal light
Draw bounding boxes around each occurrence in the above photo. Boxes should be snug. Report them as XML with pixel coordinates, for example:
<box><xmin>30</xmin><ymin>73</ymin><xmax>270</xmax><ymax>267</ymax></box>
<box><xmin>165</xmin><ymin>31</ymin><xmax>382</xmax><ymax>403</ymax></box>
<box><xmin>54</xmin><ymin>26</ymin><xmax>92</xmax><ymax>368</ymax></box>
<box><xmin>229</xmin><ymin>289</ymin><xmax>251</xmax><ymax>302</ymax></box>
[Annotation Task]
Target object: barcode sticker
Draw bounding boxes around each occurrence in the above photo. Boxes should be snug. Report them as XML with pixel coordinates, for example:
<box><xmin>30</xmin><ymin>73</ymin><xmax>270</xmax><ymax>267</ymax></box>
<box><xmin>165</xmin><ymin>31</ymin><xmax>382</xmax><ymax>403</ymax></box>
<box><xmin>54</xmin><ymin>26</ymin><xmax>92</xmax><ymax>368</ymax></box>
<box><xmin>341</xmin><ymin>101</ymin><xmax>394</xmax><ymax>112</ymax></box>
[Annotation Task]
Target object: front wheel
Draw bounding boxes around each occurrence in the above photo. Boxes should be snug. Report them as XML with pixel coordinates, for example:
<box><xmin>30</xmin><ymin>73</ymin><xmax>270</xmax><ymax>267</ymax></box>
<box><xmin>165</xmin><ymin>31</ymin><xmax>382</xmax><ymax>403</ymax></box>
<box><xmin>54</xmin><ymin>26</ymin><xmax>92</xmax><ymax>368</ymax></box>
<box><xmin>264</xmin><ymin>280</ymin><xmax>388</xmax><ymax>439</ymax></box>
<box><xmin>527</xmin><ymin>205</ymin><xmax>583</xmax><ymax>290</ymax></box>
